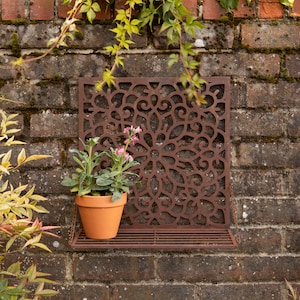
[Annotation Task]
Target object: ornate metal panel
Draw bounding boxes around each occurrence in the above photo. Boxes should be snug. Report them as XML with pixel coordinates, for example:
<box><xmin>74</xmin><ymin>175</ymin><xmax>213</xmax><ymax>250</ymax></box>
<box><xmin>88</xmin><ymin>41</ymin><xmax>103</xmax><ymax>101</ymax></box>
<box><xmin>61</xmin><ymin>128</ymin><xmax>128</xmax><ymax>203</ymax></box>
<box><xmin>76</xmin><ymin>77</ymin><xmax>234</xmax><ymax>249</ymax></box>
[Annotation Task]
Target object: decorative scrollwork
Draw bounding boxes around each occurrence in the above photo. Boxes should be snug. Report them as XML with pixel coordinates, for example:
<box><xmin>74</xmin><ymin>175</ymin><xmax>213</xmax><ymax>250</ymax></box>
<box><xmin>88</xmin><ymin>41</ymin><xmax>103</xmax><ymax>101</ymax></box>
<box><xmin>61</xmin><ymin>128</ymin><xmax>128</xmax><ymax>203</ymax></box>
<box><xmin>79</xmin><ymin>77</ymin><xmax>231</xmax><ymax>228</ymax></box>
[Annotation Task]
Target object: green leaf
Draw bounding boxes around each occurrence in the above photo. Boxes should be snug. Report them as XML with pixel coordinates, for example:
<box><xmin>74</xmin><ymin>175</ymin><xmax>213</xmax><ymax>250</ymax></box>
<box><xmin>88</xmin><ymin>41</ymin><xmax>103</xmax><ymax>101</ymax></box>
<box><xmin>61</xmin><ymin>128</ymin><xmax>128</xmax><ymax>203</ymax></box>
<box><xmin>31</xmin><ymin>242</ymin><xmax>52</xmax><ymax>252</ymax></box>
<box><xmin>185</xmin><ymin>59</ymin><xmax>199</xmax><ymax>70</ymax></box>
<box><xmin>16</xmin><ymin>149</ymin><xmax>26</xmax><ymax>166</ymax></box>
<box><xmin>115</xmin><ymin>56</ymin><xmax>124</xmax><ymax>67</ymax></box>
<box><xmin>91</xmin><ymin>2</ymin><xmax>100</xmax><ymax>12</ymax></box>
<box><xmin>112</xmin><ymin>190</ymin><xmax>122</xmax><ymax>202</ymax></box>
<box><xmin>7</xmin><ymin>262</ymin><xmax>21</xmax><ymax>275</ymax></box>
<box><xmin>167</xmin><ymin>53</ymin><xmax>179</xmax><ymax>68</ymax></box>
<box><xmin>0</xmin><ymin>279</ymin><xmax>8</xmax><ymax>291</ymax></box>
<box><xmin>23</xmin><ymin>154</ymin><xmax>52</xmax><ymax>163</ymax></box>
<box><xmin>5</xmin><ymin>235</ymin><xmax>18</xmax><ymax>251</ymax></box>
<box><xmin>87</xmin><ymin>9</ymin><xmax>96</xmax><ymax>23</ymax></box>
<box><xmin>96</xmin><ymin>176</ymin><xmax>114</xmax><ymax>186</ymax></box>
<box><xmin>218</xmin><ymin>0</ymin><xmax>239</xmax><ymax>10</ymax></box>
<box><xmin>159</xmin><ymin>21</ymin><xmax>172</xmax><ymax>33</ymax></box>
<box><xmin>35</xmin><ymin>289</ymin><xmax>59</xmax><ymax>297</ymax></box>
<box><xmin>280</xmin><ymin>0</ymin><xmax>294</xmax><ymax>7</ymax></box>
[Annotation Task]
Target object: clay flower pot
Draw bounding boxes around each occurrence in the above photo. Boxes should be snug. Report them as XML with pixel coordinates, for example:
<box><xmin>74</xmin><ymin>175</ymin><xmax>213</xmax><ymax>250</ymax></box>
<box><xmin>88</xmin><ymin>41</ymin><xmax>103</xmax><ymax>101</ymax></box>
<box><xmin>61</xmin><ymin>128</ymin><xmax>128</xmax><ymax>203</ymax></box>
<box><xmin>75</xmin><ymin>193</ymin><xmax>127</xmax><ymax>239</ymax></box>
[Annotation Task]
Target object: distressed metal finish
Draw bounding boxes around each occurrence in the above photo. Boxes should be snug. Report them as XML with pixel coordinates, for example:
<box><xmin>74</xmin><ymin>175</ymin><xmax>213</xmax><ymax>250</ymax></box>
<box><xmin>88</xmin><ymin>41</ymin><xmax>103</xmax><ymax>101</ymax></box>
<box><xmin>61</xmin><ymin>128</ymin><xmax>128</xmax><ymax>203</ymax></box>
<box><xmin>70</xmin><ymin>228</ymin><xmax>237</xmax><ymax>249</ymax></box>
<box><xmin>74</xmin><ymin>77</ymin><xmax>235</xmax><ymax>249</ymax></box>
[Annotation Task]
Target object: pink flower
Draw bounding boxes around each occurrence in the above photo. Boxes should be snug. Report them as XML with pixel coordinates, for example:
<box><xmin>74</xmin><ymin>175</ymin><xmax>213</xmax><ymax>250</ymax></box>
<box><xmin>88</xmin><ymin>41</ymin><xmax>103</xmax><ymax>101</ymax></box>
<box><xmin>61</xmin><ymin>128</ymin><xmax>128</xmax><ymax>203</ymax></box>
<box><xmin>115</xmin><ymin>146</ymin><xmax>125</xmax><ymax>155</ymax></box>
<box><xmin>115</xmin><ymin>147</ymin><xmax>133</xmax><ymax>161</ymax></box>
<box><xmin>124</xmin><ymin>152</ymin><xmax>133</xmax><ymax>161</ymax></box>
<box><xmin>131</xmin><ymin>135</ymin><xmax>139</xmax><ymax>145</ymax></box>
<box><xmin>135</xmin><ymin>126</ymin><xmax>142</xmax><ymax>133</ymax></box>
<box><xmin>123</xmin><ymin>126</ymin><xmax>132</xmax><ymax>133</ymax></box>
<box><xmin>123</xmin><ymin>126</ymin><xmax>142</xmax><ymax>135</ymax></box>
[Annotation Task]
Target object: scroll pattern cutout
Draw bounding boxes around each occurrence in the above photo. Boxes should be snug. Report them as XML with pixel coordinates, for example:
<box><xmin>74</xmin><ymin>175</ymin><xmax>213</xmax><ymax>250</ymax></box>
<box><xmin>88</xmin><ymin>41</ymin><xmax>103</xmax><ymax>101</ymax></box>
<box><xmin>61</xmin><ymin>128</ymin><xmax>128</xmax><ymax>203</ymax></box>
<box><xmin>79</xmin><ymin>77</ymin><xmax>231</xmax><ymax>228</ymax></box>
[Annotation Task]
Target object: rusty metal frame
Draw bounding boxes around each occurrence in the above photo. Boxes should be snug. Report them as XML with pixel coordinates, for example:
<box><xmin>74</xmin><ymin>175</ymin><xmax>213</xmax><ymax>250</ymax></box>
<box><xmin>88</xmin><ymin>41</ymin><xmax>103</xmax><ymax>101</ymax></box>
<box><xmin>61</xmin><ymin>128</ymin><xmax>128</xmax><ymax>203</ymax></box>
<box><xmin>71</xmin><ymin>76</ymin><xmax>236</xmax><ymax>249</ymax></box>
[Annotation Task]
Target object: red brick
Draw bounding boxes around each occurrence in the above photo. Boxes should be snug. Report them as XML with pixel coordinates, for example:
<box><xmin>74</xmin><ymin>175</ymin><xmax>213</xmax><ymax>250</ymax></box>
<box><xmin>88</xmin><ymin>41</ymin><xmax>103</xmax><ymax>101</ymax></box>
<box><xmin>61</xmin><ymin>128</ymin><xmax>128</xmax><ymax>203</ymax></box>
<box><xmin>203</xmin><ymin>0</ymin><xmax>255</xmax><ymax>19</ymax></box>
<box><xmin>4</xmin><ymin>253</ymin><xmax>66</xmax><ymax>281</ymax></box>
<box><xmin>289</xmin><ymin>169</ymin><xmax>300</xmax><ymax>195</ymax></box>
<box><xmin>242</xmin><ymin>256</ymin><xmax>300</xmax><ymax>281</ymax></box>
<box><xmin>114</xmin><ymin>0</ymin><xmax>139</xmax><ymax>17</ymax></box>
<box><xmin>287</xmin><ymin>111</ymin><xmax>300</xmax><ymax>137</ymax></box>
<box><xmin>30</xmin><ymin>0</ymin><xmax>54</xmax><ymax>20</ymax></box>
<box><xmin>30</xmin><ymin>112</ymin><xmax>78</xmax><ymax>138</ymax></box>
<box><xmin>247</xmin><ymin>82</ymin><xmax>300</xmax><ymax>108</ymax></box>
<box><xmin>286</xmin><ymin>54</ymin><xmax>300</xmax><ymax>78</ymax></box>
<box><xmin>73</xmin><ymin>256</ymin><xmax>155</xmax><ymax>281</ymax></box>
<box><xmin>259</xmin><ymin>0</ymin><xmax>284</xmax><ymax>18</ymax></box>
<box><xmin>239</xmin><ymin>198</ymin><xmax>300</xmax><ymax>225</ymax></box>
<box><xmin>291</xmin><ymin>0</ymin><xmax>300</xmax><ymax>16</ymax></box>
<box><xmin>58</xmin><ymin>0</ymin><xmax>110</xmax><ymax>20</ymax></box>
<box><xmin>26</xmin><ymin>169</ymin><xmax>70</xmax><ymax>194</ymax></box>
<box><xmin>199</xmin><ymin>284</ymin><xmax>281</xmax><ymax>300</ymax></box>
<box><xmin>203</xmin><ymin>0</ymin><xmax>226</xmax><ymax>20</ymax></box>
<box><xmin>200</xmin><ymin>53</ymin><xmax>280</xmax><ymax>77</ymax></box>
<box><xmin>94</xmin><ymin>0</ymin><xmax>112</xmax><ymax>20</ymax></box>
<box><xmin>241</xmin><ymin>23</ymin><xmax>300</xmax><ymax>48</ymax></box>
<box><xmin>238</xmin><ymin>143</ymin><xmax>300</xmax><ymax>168</ymax></box>
<box><xmin>236</xmin><ymin>228</ymin><xmax>282</xmax><ymax>254</ymax></box>
<box><xmin>231</xmin><ymin>170</ymin><xmax>283</xmax><ymax>196</ymax></box>
<box><xmin>2</xmin><ymin>0</ymin><xmax>26</xmax><ymax>20</ymax></box>
<box><xmin>286</xmin><ymin>228</ymin><xmax>300</xmax><ymax>252</ymax></box>
<box><xmin>116</xmin><ymin>0</ymin><xmax>197</xmax><ymax>17</ymax></box>
<box><xmin>157</xmin><ymin>256</ymin><xmax>241</xmax><ymax>282</ymax></box>
<box><xmin>234</xmin><ymin>0</ymin><xmax>256</xmax><ymax>18</ymax></box>
<box><xmin>231</xmin><ymin>110</ymin><xmax>284</xmax><ymax>137</ymax></box>
<box><xmin>114</xmin><ymin>0</ymin><xmax>127</xmax><ymax>10</ymax></box>
<box><xmin>58</xmin><ymin>0</ymin><xmax>82</xmax><ymax>18</ymax></box>
<box><xmin>114</xmin><ymin>285</ymin><xmax>196</xmax><ymax>300</ymax></box>
<box><xmin>182</xmin><ymin>0</ymin><xmax>198</xmax><ymax>16</ymax></box>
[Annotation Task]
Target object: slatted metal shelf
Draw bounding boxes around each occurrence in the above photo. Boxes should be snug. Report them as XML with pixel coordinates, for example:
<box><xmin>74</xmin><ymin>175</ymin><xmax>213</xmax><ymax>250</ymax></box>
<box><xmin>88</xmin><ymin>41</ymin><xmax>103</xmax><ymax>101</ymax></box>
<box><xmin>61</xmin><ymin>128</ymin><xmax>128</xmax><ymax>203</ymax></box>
<box><xmin>70</xmin><ymin>228</ymin><xmax>237</xmax><ymax>250</ymax></box>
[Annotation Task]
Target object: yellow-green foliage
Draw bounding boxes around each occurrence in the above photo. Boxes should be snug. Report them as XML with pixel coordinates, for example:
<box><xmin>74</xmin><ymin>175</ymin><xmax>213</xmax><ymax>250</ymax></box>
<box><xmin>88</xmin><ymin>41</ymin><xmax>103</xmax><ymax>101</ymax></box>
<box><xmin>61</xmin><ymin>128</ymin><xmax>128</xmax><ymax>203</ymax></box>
<box><xmin>21</xmin><ymin>0</ymin><xmax>207</xmax><ymax>106</ymax></box>
<box><xmin>0</xmin><ymin>108</ymin><xmax>59</xmax><ymax>299</ymax></box>
<box><xmin>286</xmin><ymin>279</ymin><xmax>300</xmax><ymax>300</ymax></box>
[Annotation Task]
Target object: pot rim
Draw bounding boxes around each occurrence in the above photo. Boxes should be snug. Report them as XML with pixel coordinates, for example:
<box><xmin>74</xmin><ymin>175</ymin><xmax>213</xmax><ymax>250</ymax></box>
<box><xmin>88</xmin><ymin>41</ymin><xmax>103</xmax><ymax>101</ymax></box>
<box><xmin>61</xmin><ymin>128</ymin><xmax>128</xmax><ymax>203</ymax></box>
<box><xmin>75</xmin><ymin>193</ymin><xmax>127</xmax><ymax>208</ymax></box>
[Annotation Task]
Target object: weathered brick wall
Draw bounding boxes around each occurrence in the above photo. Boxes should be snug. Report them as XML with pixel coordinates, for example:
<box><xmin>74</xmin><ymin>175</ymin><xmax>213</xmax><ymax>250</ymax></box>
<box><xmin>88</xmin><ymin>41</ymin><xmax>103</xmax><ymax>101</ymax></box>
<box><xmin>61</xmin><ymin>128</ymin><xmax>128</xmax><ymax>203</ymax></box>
<box><xmin>0</xmin><ymin>0</ymin><xmax>300</xmax><ymax>299</ymax></box>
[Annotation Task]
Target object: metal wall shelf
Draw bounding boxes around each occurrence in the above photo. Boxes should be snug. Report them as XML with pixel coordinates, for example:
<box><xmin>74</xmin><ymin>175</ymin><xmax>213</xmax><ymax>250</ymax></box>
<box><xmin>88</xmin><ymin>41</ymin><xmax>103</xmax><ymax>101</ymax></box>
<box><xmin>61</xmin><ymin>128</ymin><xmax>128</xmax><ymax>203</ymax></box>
<box><xmin>70</xmin><ymin>228</ymin><xmax>237</xmax><ymax>250</ymax></box>
<box><xmin>73</xmin><ymin>76</ymin><xmax>237</xmax><ymax>250</ymax></box>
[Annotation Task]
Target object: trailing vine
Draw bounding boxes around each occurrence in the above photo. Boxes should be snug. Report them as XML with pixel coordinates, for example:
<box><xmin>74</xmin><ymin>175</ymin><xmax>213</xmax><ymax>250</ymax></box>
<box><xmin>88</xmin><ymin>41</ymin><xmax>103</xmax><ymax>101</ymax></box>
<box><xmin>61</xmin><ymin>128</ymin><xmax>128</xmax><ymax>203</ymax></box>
<box><xmin>14</xmin><ymin>0</ymin><xmax>295</xmax><ymax>105</ymax></box>
<box><xmin>16</xmin><ymin>0</ymin><xmax>206</xmax><ymax>105</ymax></box>
<box><xmin>94</xmin><ymin>0</ymin><xmax>206</xmax><ymax>104</ymax></box>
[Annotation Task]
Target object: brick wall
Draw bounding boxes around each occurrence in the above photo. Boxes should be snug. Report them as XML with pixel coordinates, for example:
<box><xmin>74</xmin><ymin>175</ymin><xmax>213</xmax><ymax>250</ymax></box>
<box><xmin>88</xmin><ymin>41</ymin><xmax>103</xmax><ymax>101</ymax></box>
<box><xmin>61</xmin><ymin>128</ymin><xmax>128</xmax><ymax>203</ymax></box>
<box><xmin>0</xmin><ymin>0</ymin><xmax>300</xmax><ymax>299</ymax></box>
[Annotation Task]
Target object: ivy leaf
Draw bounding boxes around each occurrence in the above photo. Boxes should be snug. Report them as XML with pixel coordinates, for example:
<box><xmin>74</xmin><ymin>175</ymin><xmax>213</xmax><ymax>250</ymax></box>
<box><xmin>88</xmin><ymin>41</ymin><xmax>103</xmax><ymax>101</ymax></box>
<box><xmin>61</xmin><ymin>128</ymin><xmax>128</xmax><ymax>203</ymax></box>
<box><xmin>102</xmin><ymin>69</ymin><xmax>116</xmax><ymax>87</ymax></box>
<box><xmin>115</xmin><ymin>56</ymin><xmax>124</xmax><ymax>67</ymax></box>
<box><xmin>168</xmin><ymin>53</ymin><xmax>179</xmax><ymax>68</ymax></box>
<box><xmin>11</xmin><ymin>57</ymin><xmax>23</xmax><ymax>66</ymax></box>
<box><xmin>280</xmin><ymin>0</ymin><xmax>294</xmax><ymax>7</ymax></box>
<box><xmin>159</xmin><ymin>21</ymin><xmax>172</xmax><ymax>34</ymax></box>
<box><xmin>80</xmin><ymin>0</ymin><xmax>100</xmax><ymax>23</ymax></box>
<box><xmin>218</xmin><ymin>0</ymin><xmax>239</xmax><ymax>10</ymax></box>
<box><xmin>86</xmin><ymin>9</ymin><xmax>96</xmax><ymax>23</ymax></box>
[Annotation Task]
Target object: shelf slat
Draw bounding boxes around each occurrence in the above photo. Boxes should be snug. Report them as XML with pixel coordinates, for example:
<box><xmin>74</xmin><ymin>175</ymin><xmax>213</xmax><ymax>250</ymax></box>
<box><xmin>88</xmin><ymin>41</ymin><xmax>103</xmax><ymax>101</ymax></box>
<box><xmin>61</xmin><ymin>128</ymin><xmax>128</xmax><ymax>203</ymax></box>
<box><xmin>70</xmin><ymin>228</ymin><xmax>237</xmax><ymax>250</ymax></box>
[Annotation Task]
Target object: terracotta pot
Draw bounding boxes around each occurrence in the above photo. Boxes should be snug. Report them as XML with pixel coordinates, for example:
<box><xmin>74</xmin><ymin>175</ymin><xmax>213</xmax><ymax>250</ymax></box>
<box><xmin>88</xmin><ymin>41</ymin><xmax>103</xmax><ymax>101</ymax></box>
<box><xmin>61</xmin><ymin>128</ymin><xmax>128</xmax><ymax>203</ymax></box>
<box><xmin>75</xmin><ymin>193</ymin><xmax>127</xmax><ymax>239</ymax></box>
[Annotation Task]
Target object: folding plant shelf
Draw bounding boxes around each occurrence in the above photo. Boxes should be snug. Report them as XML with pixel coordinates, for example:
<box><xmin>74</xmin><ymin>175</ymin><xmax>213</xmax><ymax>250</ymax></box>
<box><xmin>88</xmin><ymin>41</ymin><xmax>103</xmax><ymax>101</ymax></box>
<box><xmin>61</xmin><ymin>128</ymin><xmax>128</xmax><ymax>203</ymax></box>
<box><xmin>70</xmin><ymin>76</ymin><xmax>237</xmax><ymax>250</ymax></box>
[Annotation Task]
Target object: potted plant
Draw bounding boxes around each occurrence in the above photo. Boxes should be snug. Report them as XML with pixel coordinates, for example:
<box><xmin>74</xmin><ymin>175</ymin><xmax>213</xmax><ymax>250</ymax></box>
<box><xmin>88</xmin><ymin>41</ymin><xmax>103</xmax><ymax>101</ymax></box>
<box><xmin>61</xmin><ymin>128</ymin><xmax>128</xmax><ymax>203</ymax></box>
<box><xmin>61</xmin><ymin>126</ymin><xmax>142</xmax><ymax>239</ymax></box>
